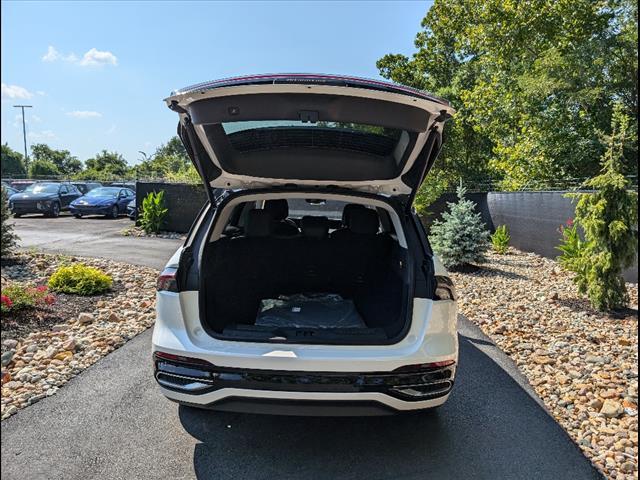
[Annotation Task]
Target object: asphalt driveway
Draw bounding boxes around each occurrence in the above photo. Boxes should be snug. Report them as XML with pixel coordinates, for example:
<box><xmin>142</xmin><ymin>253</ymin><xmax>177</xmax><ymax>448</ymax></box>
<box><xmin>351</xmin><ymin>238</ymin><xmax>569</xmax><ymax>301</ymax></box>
<box><xmin>1</xmin><ymin>215</ymin><xmax>601</xmax><ymax>480</ymax></box>
<box><xmin>10</xmin><ymin>213</ymin><xmax>182</xmax><ymax>269</ymax></box>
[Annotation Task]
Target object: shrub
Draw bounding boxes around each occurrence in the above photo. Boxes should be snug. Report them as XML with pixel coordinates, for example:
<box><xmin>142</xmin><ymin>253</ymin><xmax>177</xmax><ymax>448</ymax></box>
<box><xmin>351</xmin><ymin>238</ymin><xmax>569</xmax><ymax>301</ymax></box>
<box><xmin>1</xmin><ymin>187</ymin><xmax>19</xmax><ymax>257</ymax></box>
<box><xmin>139</xmin><ymin>191</ymin><xmax>168</xmax><ymax>234</ymax></box>
<box><xmin>48</xmin><ymin>263</ymin><xmax>112</xmax><ymax>295</ymax></box>
<box><xmin>557</xmin><ymin>219</ymin><xmax>584</xmax><ymax>272</ymax></box>
<box><xmin>490</xmin><ymin>225</ymin><xmax>511</xmax><ymax>254</ymax></box>
<box><xmin>1</xmin><ymin>284</ymin><xmax>55</xmax><ymax>314</ymax></box>
<box><xmin>562</xmin><ymin>104</ymin><xmax>638</xmax><ymax>311</ymax></box>
<box><xmin>430</xmin><ymin>182</ymin><xmax>490</xmax><ymax>269</ymax></box>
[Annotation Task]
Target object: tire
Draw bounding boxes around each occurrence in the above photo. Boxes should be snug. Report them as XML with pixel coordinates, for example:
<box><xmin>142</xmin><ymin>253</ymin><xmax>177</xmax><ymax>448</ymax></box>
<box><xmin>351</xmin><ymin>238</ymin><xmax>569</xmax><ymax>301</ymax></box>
<box><xmin>49</xmin><ymin>202</ymin><xmax>60</xmax><ymax>218</ymax></box>
<box><xmin>13</xmin><ymin>213</ymin><xmax>21</xmax><ymax>218</ymax></box>
<box><xmin>109</xmin><ymin>205</ymin><xmax>119</xmax><ymax>219</ymax></box>
<box><xmin>73</xmin><ymin>213</ymin><xmax>82</xmax><ymax>219</ymax></box>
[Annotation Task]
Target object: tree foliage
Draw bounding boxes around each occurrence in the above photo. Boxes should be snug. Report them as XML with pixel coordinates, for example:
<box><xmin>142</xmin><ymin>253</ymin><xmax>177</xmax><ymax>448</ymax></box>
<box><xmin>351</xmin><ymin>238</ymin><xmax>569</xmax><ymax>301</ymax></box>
<box><xmin>29</xmin><ymin>159</ymin><xmax>61</xmax><ymax>177</ymax></box>
<box><xmin>1</xmin><ymin>144</ymin><xmax>26</xmax><ymax>177</ymax></box>
<box><xmin>377</xmin><ymin>0</ymin><xmax>638</xmax><ymax>202</ymax></box>
<box><xmin>31</xmin><ymin>144</ymin><xmax>82</xmax><ymax>175</ymax></box>
<box><xmin>561</xmin><ymin>104</ymin><xmax>638</xmax><ymax>311</ymax></box>
<box><xmin>82</xmin><ymin>150</ymin><xmax>129</xmax><ymax>178</ymax></box>
<box><xmin>1</xmin><ymin>187</ymin><xmax>19</xmax><ymax>257</ymax></box>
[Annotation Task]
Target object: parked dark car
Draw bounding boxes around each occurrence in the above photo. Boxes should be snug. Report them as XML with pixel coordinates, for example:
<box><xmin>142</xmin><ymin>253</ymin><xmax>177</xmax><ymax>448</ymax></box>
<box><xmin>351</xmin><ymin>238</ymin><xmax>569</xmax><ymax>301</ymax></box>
<box><xmin>10</xmin><ymin>180</ymin><xmax>35</xmax><ymax>192</ymax></box>
<box><xmin>2</xmin><ymin>184</ymin><xmax>18</xmax><ymax>197</ymax></box>
<box><xmin>126</xmin><ymin>198</ymin><xmax>137</xmax><ymax>220</ymax></box>
<box><xmin>72</xmin><ymin>182</ymin><xmax>102</xmax><ymax>194</ymax></box>
<box><xmin>9</xmin><ymin>182</ymin><xmax>82</xmax><ymax>217</ymax></box>
<box><xmin>69</xmin><ymin>187</ymin><xmax>135</xmax><ymax>218</ymax></box>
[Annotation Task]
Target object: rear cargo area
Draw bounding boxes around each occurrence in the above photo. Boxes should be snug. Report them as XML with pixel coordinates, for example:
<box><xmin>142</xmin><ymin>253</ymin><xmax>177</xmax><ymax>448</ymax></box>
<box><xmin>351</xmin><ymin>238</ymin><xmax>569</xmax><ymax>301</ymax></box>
<box><xmin>200</xmin><ymin>206</ymin><xmax>410</xmax><ymax>344</ymax></box>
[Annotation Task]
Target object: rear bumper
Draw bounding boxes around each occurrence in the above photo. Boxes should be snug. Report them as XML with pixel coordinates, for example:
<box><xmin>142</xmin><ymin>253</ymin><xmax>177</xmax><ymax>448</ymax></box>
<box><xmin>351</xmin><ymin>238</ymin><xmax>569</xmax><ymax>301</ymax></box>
<box><xmin>154</xmin><ymin>353</ymin><xmax>455</xmax><ymax>414</ymax></box>
<box><xmin>152</xmin><ymin>291</ymin><xmax>458</xmax><ymax>415</ymax></box>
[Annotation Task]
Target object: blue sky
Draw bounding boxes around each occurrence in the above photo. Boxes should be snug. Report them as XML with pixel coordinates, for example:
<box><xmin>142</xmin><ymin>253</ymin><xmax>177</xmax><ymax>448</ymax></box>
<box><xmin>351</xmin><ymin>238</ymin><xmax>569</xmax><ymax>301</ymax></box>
<box><xmin>1</xmin><ymin>0</ymin><xmax>430</xmax><ymax>166</ymax></box>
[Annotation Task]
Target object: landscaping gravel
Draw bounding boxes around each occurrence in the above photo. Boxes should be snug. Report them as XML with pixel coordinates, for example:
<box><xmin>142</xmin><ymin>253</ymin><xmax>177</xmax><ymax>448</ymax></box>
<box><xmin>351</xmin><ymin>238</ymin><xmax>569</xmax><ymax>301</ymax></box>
<box><xmin>450</xmin><ymin>248</ymin><xmax>638</xmax><ymax>480</ymax></box>
<box><xmin>1</xmin><ymin>252</ymin><xmax>157</xmax><ymax>421</ymax></box>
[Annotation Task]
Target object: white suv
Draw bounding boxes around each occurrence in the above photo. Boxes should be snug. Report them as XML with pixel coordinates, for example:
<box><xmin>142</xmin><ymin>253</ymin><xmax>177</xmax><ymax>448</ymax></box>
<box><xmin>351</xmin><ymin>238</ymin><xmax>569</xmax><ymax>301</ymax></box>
<box><xmin>153</xmin><ymin>74</ymin><xmax>458</xmax><ymax>415</ymax></box>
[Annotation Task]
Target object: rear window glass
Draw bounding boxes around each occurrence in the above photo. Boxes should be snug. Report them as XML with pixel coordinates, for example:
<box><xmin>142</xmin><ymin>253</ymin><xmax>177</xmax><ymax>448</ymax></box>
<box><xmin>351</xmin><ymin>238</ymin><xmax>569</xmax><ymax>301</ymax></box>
<box><xmin>222</xmin><ymin>120</ymin><xmax>401</xmax><ymax>139</ymax></box>
<box><xmin>220</xmin><ymin>121</ymin><xmax>402</xmax><ymax>156</ymax></box>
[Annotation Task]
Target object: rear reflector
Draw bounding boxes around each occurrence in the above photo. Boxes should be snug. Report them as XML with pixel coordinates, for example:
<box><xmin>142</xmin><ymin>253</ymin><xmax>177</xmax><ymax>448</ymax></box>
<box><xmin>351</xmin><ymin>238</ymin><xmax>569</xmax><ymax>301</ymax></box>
<box><xmin>153</xmin><ymin>351</ymin><xmax>213</xmax><ymax>367</ymax></box>
<box><xmin>157</xmin><ymin>267</ymin><xmax>178</xmax><ymax>292</ymax></box>
<box><xmin>393</xmin><ymin>360</ymin><xmax>456</xmax><ymax>373</ymax></box>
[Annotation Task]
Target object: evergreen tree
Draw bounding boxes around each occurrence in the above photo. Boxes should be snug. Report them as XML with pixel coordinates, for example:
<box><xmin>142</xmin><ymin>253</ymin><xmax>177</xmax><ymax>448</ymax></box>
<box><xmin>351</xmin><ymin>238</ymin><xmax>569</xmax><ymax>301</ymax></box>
<box><xmin>1</xmin><ymin>188</ymin><xmax>19</xmax><ymax>257</ymax></box>
<box><xmin>566</xmin><ymin>104</ymin><xmax>638</xmax><ymax>311</ymax></box>
<box><xmin>430</xmin><ymin>182</ymin><xmax>490</xmax><ymax>269</ymax></box>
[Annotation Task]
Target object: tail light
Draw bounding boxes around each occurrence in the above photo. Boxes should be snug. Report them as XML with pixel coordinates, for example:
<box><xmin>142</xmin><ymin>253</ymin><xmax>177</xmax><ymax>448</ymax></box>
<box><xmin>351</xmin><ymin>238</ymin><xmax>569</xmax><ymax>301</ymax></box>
<box><xmin>157</xmin><ymin>267</ymin><xmax>178</xmax><ymax>292</ymax></box>
<box><xmin>435</xmin><ymin>275</ymin><xmax>457</xmax><ymax>300</ymax></box>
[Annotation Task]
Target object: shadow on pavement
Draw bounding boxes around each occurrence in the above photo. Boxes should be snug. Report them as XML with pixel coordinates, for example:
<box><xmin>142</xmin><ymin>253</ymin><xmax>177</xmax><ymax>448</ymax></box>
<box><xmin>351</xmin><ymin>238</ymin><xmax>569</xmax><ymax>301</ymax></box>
<box><xmin>179</xmin><ymin>331</ymin><xmax>601</xmax><ymax>480</ymax></box>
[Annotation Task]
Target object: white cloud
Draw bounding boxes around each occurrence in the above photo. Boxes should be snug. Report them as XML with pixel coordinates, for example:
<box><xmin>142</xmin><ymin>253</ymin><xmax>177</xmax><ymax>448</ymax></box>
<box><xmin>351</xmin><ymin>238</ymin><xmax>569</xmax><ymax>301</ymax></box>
<box><xmin>79</xmin><ymin>48</ymin><xmax>117</xmax><ymax>67</ymax></box>
<box><xmin>42</xmin><ymin>46</ymin><xmax>116</xmax><ymax>67</ymax></box>
<box><xmin>66</xmin><ymin>110</ymin><xmax>102</xmax><ymax>119</ymax></box>
<box><xmin>1</xmin><ymin>83</ymin><xmax>34</xmax><ymax>99</ymax></box>
<box><xmin>28</xmin><ymin>130</ymin><xmax>57</xmax><ymax>141</ymax></box>
<box><xmin>36</xmin><ymin>91</ymin><xmax>46</xmax><ymax>96</ymax></box>
<box><xmin>41</xmin><ymin>45</ymin><xmax>77</xmax><ymax>63</ymax></box>
<box><xmin>105</xmin><ymin>124</ymin><xmax>117</xmax><ymax>135</ymax></box>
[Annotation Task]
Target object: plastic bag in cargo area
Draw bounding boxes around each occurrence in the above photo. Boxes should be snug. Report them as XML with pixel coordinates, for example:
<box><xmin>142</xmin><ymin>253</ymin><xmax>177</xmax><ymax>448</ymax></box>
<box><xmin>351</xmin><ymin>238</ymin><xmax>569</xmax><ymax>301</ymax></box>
<box><xmin>256</xmin><ymin>293</ymin><xmax>366</xmax><ymax>329</ymax></box>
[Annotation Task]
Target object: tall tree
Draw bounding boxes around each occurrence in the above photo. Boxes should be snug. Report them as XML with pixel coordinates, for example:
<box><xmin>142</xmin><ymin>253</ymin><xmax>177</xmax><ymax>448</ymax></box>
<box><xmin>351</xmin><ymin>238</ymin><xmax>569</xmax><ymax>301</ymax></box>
<box><xmin>377</xmin><ymin>0</ymin><xmax>638</xmax><ymax>195</ymax></box>
<box><xmin>31</xmin><ymin>144</ymin><xmax>82</xmax><ymax>175</ymax></box>
<box><xmin>1</xmin><ymin>144</ymin><xmax>27</xmax><ymax>177</ymax></box>
<box><xmin>84</xmin><ymin>150</ymin><xmax>129</xmax><ymax>176</ymax></box>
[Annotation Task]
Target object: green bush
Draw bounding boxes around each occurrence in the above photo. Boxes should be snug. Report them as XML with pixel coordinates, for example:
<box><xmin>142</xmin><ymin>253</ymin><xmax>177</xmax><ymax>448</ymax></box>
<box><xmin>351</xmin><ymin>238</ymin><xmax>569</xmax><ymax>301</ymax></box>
<box><xmin>562</xmin><ymin>104</ymin><xmax>638</xmax><ymax>311</ymax></box>
<box><xmin>48</xmin><ymin>263</ymin><xmax>112</xmax><ymax>295</ymax></box>
<box><xmin>430</xmin><ymin>182</ymin><xmax>490</xmax><ymax>269</ymax></box>
<box><xmin>139</xmin><ymin>191</ymin><xmax>168</xmax><ymax>234</ymax></box>
<box><xmin>490</xmin><ymin>225</ymin><xmax>511</xmax><ymax>254</ymax></box>
<box><xmin>1</xmin><ymin>187</ymin><xmax>19</xmax><ymax>257</ymax></box>
<box><xmin>1</xmin><ymin>284</ymin><xmax>55</xmax><ymax>314</ymax></box>
<box><xmin>556</xmin><ymin>220</ymin><xmax>584</xmax><ymax>272</ymax></box>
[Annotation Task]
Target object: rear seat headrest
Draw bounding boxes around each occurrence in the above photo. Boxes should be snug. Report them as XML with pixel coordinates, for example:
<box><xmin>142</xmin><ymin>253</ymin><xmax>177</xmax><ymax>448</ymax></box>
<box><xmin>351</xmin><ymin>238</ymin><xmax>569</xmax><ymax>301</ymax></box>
<box><xmin>245</xmin><ymin>209</ymin><xmax>273</xmax><ymax>237</ymax></box>
<box><xmin>264</xmin><ymin>199</ymin><xmax>289</xmax><ymax>221</ymax></box>
<box><xmin>341</xmin><ymin>203</ymin><xmax>367</xmax><ymax>226</ymax></box>
<box><xmin>348</xmin><ymin>208</ymin><xmax>379</xmax><ymax>235</ymax></box>
<box><xmin>301</xmin><ymin>216</ymin><xmax>329</xmax><ymax>239</ymax></box>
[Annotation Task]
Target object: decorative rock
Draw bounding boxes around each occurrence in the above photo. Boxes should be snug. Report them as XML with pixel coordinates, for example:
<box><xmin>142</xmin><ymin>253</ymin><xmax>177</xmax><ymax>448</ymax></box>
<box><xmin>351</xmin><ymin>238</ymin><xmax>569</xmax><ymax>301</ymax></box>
<box><xmin>78</xmin><ymin>312</ymin><xmax>94</xmax><ymax>324</ymax></box>
<box><xmin>108</xmin><ymin>312</ymin><xmax>121</xmax><ymax>323</ymax></box>
<box><xmin>2</xmin><ymin>339</ymin><xmax>18</xmax><ymax>350</ymax></box>
<box><xmin>25</xmin><ymin>344</ymin><xmax>38</xmax><ymax>353</ymax></box>
<box><xmin>53</xmin><ymin>351</ymin><xmax>73</xmax><ymax>361</ymax></box>
<box><xmin>51</xmin><ymin>324</ymin><xmax>70</xmax><ymax>332</ymax></box>
<box><xmin>62</xmin><ymin>338</ymin><xmax>76</xmax><ymax>351</ymax></box>
<box><xmin>1</xmin><ymin>351</ymin><xmax>15</xmax><ymax>367</ymax></box>
<box><xmin>601</xmin><ymin>400</ymin><xmax>624</xmax><ymax>419</ymax></box>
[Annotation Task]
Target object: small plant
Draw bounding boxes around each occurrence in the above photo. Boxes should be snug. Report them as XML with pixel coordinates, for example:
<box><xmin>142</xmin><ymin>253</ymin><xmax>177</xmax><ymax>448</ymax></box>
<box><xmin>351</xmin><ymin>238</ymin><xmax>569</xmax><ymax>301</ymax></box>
<box><xmin>139</xmin><ymin>191</ymin><xmax>168</xmax><ymax>234</ymax></box>
<box><xmin>1</xmin><ymin>187</ymin><xmax>19</xmax><ymax>257</ymax></box>
<box><xmin>430</xmin><ymin>181</ymin><xmax>490</xmax><ymax>269</ymax></box>
<box><xmin>48</xmin><ymin>263</ymin><xmax>112</xmax><ymax>295</ymax></box>
<box><xmin>490</xmin><ymin>225</ymin><xmax>511</xmax><ymax>254</ymax></box>
<box><xmin>562</xmin><ymin>104</ymin><xmax>638</xmax><ymax>311</ymax></box>
<box><xmin>556</xmin><ymin>219</ymin><xmax>584</xmax><ymax>272</ymax></box>
<box><xmin>1</xmin><ymin>284</ymin><xmax>55</xmax><ymax>314</ymax></box>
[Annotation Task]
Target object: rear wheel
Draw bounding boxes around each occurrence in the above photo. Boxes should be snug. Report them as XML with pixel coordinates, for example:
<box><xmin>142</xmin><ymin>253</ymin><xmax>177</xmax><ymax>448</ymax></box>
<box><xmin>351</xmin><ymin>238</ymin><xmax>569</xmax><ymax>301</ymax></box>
<box><xmin>109</xmin><ymin>205</ymin><xmax>119</xmax><ymax>219</ymax></box>
<box><xmin>13</xmin><ymin>213</ymin><xmax>21</xmax><ymax>218</ymax></box>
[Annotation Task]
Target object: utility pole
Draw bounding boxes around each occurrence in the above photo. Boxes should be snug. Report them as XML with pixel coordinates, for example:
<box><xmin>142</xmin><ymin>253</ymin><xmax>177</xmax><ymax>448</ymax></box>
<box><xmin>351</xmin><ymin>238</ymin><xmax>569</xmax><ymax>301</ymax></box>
<box><xmin>13</xmin><ymin>105</ymin><xmax>32</xmax><ymax>172</ymax></box>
